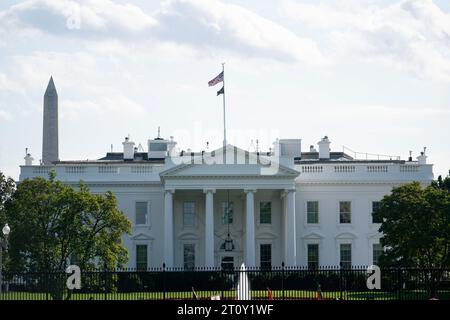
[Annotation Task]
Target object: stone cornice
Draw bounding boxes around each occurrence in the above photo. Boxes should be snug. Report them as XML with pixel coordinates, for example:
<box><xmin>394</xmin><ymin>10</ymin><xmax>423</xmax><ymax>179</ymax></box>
<box><xmin>296</xmin><ymin>179</ymin><xmax>432</xmax><ymax>186</ymax></box>
<box><xmin>163</xmin><ymin>174</ymin><xmax>297</xmax><ymax>180</ymax></box>
<box><xmin>66</xmin><ymin>181</ymin><xmax>162</xmax><ymax>188</ymax></box>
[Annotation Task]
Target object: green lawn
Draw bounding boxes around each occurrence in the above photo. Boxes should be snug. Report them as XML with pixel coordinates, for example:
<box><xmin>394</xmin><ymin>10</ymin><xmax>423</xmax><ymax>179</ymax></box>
<box><xmin>1</xmin><ymin>290</ymin><xmax>449</xmax><ymax>300</ymax></box>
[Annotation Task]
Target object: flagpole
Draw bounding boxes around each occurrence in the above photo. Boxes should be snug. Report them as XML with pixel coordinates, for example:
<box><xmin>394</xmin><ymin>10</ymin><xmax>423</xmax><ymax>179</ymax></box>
<box><xmin>222</xmin><ymin>62</ymin><xmax>227</xmax><ymax>147</ymax></box>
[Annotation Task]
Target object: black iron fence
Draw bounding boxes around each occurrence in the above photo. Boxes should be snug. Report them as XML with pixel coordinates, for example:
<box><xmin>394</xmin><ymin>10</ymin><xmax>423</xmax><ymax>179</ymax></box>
<box><xmin>1</xmin><ymin>265</ymin><xmax>449</xmax><ymax>300</ymax></box>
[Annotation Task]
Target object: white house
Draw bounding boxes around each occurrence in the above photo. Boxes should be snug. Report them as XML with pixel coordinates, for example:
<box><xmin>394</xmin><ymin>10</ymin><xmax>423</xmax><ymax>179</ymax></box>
<box><xmin>19</xmin><ymin>78</ymin><xmax>434</xmax><ymax>269</ymax></box>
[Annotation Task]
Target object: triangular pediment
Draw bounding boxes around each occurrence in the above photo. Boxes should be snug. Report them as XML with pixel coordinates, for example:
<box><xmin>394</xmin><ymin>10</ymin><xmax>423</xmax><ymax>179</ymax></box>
<box><xmin>130</xmin><ymin>233</ymin><xmax>154</xmax><ymax>240</ymax></box>
<box><xmin>335</xmin><ymin>232</ymin><xmax>357</xmax><ymax>240</ymax></box>
<box><xmin>161</xmin><ymin>144</ymin><xmax>299</xmax><ymax>178</ymax></box>
<box><xmin>302</xmin><ymin>231</ymin><xmax>325</xmax><ymax>240</ymax></box>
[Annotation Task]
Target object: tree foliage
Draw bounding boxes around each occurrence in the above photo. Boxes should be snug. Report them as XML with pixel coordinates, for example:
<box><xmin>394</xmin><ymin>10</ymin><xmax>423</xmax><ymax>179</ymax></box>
<box><xmin>3</xmin><ymin>171</ymin><xmax>131</xmax><ymax>274</ymax></box>
<box><xmin>373</xmin><ymin>176</ymin><xmax>450</xmax><ymax>297</ymax></box>
<box><xmin>431</xmin><ymin>171</ymin><xmax>450</xmax><ymax>192</ymax></box>
<box><xmin>374</xmin><ymin>181</ymin><xmax>450</xmax><ymax>269</ymax></box>
<box><xmin>0</xmin><ymin>170</ymin><xmax>15</xmax><ymax>223</ymax></box>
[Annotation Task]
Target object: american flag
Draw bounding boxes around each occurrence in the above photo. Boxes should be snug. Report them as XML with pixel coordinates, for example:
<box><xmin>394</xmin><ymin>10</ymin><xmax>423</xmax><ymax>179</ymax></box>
<box><xmin>208</xmin><ymin>71</ymin><xmax>224</xmax><ymax>86</ymax></box>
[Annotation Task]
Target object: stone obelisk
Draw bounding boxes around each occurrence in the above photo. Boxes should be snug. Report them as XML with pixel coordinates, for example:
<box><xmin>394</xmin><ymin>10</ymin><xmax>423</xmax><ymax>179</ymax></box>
<box><xmin>42</xmin><ymin>76</ymin><xmax>59</xmax><ymax>164</ymax></box>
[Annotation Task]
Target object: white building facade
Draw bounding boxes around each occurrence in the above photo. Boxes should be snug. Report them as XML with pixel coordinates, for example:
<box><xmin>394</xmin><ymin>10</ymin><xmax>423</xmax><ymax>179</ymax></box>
<box><xmin>19</xmin><ymin>79</ymin><xmax>434</xmax><ymax>270</ymax></box>
<box><xmin>20</xmin><ymin>135</ymin><xmax>434</xmax><ymax>269</ymax></box>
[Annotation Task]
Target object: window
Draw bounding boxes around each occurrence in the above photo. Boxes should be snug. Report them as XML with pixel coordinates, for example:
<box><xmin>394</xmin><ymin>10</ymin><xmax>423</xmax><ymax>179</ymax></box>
<box><xmin>183</xmin><ymin>244</ymin><xmax>195</xmax><ymax>270</ymax></box>
<box><xmin>135</xmin><ymin>202</ymin><xmax>148</xmax><ymax>225</ymax></box>
<box><xmin>260</xmin><ymin>202</ymin><xmax>272</xmax><ymax>224</ymax></box>
<box><xmin>149</xmin><ymin>143</ymin><xmax>167</xmax><ymax>151</ymax></box>
<box><xmin>136</xmin><ymin>245</ymin><xmax>148</xmax><ymax>270</ymax></box>
<box><xmin>373</xmin><ymin>243</ymin><xmax>383</xmax><ymax>265</ymax></box>
<box><xmin>183</xmin><ymin>202</ymin><xmax>195</xmax><ymax>227</ymax></box>
<box><xmin>307</xmin><ymin>244</ymin><xmax>319</xmax><ymax>269</ymax></box>
<box><xmin>260</xmin><ymin>244</ymin><xmax>272</xmax><ymax>269</ymax></box>
<box><xmin>222</xmin><ymin>201</ymin><xmax>233</xmax><ymax>225</ymax></box>
<box><xmin>307</xmin><ymin>201</ymin><xmax>319</xmax><ymax>224</ymax></box>
<box><xmin>339</xmin><ymin>201</ymin><xmax>351</xmax><ymax>224</ymax></box>
<box><xmin>372</xmin><ymin>201</ymin><xmax>382</xmax><ymax>224</ymax></box>
<box><xmin>340</xmin><ymin>244</ymin><xmax>352</xmax><ymax>269</ymax></box>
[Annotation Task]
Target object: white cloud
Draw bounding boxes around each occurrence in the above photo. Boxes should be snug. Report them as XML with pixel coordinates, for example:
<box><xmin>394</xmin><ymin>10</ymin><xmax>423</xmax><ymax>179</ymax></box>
<box><xmin>155</xmin><ymin>0</ymin><xmax>328</xmax><ymax>65</ymax></box>
<box><xmin>281</xmin><ymin>0</ymin><xmax>450</xmax><ymax>81</ymax></box>
<box><xmin>324</xmin><ymin>105</ymin><xmax>450</xmax><ymax>120</ymax></box>
<box><xmin>0</xmin><ymin>0</ymin><xmax>328</xmax><ymax>65</ymax></box>
<box><xmin>61</xmin><ymin>95</ymin><xmax>146</xmax><ymax>120</ymax></box>
<box><xmin>0</xmin><ymin>0</ymin><xmax>157</xmax><ymax>37</ymax></box>
<box><xmin>9</xmin><ymin>51</ymin><xmax>98</xmax><ymax>92</ymax></box>
<box><xmin>0</xmin><ymin>110</ymin><xmax>13</xmax><ymax>121</ymax></box>
<box><xmin>0</xmin><ymin>72</ymin><xmax>22</xmax><ymax>94</ymax></box>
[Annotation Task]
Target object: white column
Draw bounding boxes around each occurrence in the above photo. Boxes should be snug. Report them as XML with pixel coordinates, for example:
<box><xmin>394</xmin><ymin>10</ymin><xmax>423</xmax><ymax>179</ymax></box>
<box><xmin>281</xmin><ymin>192</ymin><xmax>287</xmax><ymax>264</ymax></box>
<box><xmin>164</xmin><ymin>189</ymin><xmax>174</xmax><ymax>268</ymax></box>
<box><xmin>204</xmin><ymin>189</ymin><xmax>215</xmax><ymax>267</ymax></box>
<box><xmin>245</xmin><ymin>189</ymin><xmax>256</xmax><ymax>267</ymax></box>
<box><xmin>285</xmin><ymin>189</ymin><xmax>297</xmax><ymax>266</ymax></box>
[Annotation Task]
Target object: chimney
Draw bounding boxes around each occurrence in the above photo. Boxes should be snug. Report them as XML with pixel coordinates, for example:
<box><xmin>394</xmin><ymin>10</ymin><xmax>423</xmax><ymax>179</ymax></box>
<box><xmin>417</xmin><ymin>147</ymin><xmax>427</xmax><ymax>165</ymax></box>
<box><xmin>42</xmin><ymin>76</ymin><xmax>59</xmax><ymax>164</ymax></box>
<box><xmin>318</xmin><ymin>136</ymin><xmax>331</xmax><ymax>159</ymax></box>
<box><xmin>24</xmin><ymin>148</ymin><xmax>34</xmax><ymax>165</ymax></box>
<box><xmin>122</xmin><ymin>136</ymin><xmax>135</xmax><ymax>160</ymax></box>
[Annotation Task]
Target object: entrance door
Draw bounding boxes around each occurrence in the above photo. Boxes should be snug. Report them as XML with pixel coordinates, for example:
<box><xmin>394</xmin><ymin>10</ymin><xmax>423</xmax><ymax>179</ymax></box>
<box><xmin>217</xmin><ymin>252</ymin><xmax>243</xmax><ymax>268</ymax></box>
<box><xmin>221</xmin><ymin>256</ymin><xmax>234</xmax><ymax>271</ymax></box>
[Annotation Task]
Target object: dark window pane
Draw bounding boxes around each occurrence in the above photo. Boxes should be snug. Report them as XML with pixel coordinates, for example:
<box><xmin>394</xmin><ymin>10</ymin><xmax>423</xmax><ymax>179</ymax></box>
<box><xmin>307</xmin><ymin>201</ymin><xmax>319</xmax><ymax>224</ymax></box>
<box><xmin>149</xmin><ymin>143</ymin><xmax>167</xmax><ymax>151</ymax></box>
<box><xmin>260</xmin><ymin>244</ymin><xmax>272</xmax><ymax>269</ymax></box>
<box><xmin>373</xmin><ymin>243</ymin><xmax>383</xmax><ymax>265</ymax></box>
<box><xmin>372</xmin><ymin>201</ymin><xmax>382</xmax><ymax>223</ymax></box>
<box><xmin>183</xmin><ymin>202</ymin><xmax>195</xmax><ymax>226</ymax></box>
<box><xmin>340</xmin><ymin>244</ymin><xmax>352</xmax><ymax>269</ymax></box>
<box><xmin>136</xmin><ymin>245</ymin><xmax>148</xmax><ymax>270</ymax></box>
<box><xmin>222</xmin><ymin>202</ymin><xmax>233</xmax><ymax>224</ymax></box>
<box><xmin>307</xmin><ymin>244</ymin><xmax>319</xmax><ymax>269</ymax></box>
<box><xmin>339</xmin><ymin>201</ymin><xmax>351</xmax><ymax>224</ymax></box>
<box><xmin>184</xmin><ymin>244</ymin><xmax>195</xmax><ymax>270</ymax></box>
<box><xmin>260</xmin><ymin>202</ymin><xmax>271</xmax><ymax>224</ymax></box>
<box><xmin>135</xmin><ymin>202</ymin><xmax>148</xmax><ymax>225</ymax></box>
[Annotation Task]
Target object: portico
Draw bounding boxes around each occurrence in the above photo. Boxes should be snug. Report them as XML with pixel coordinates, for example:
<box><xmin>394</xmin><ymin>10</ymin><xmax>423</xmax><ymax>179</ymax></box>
<box><xmin>160</xmin><ymin>145</ymin><xmax>299</xmax><ymax>268</ymax></box>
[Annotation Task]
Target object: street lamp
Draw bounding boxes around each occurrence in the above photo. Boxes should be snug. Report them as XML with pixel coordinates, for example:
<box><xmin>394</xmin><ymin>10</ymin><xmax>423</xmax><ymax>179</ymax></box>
<box><xmin>0</xmin><ymin>223</ymin><xmax>11</xmax><ymax>295</ymax></box>
<box><xmin>2</xmin><ymin>224</ymin><xmax>10</xmax><ymax>237</ymax></box>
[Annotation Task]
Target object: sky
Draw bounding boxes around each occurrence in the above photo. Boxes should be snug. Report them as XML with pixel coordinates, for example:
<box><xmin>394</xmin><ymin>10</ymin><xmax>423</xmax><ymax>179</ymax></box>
<box><xmin>0</xmin><ymin>0</ymin><xmax>449</xmax><ymax>180</ymax></box>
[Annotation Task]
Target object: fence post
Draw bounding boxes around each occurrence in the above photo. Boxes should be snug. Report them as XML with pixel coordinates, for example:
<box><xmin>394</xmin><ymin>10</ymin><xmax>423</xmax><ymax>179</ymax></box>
<box><xmin>104</xmin><ymin>264</ymin><xmax>108</xmax><ymax>301</ymax></box>
<box><xmin>281</xmin><ymin>262</ymin><xmax>285</xmax><ymax>300</ymax></box>
<box><xmin>397</xmin><ymin>268</ymin><xmax>402</xmax><ymax>300</ymax></box>
<box><xmin>339</xmin><ymin>263</ymin><xmax>343</xmax><ymax>300</ymax></box>
<box><xmin>45</xmin><ymin>272</ymin><xmax>49</xmax><ymax>301</ymax></box>
<box><xmin>220</xmin><ymin>266</ymin><xmax>224</xmax><ymax>300</ymax></box>
<box><xmin>163</xmin><ymin>263</ymin><xmax>166</xmax><ymax>301</ymax></box>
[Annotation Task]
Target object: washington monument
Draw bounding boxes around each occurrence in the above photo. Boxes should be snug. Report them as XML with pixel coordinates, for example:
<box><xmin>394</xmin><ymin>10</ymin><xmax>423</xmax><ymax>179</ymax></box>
<box><xmin>42</xmin><ymin>76</ymin><xmax>59</xmax><ymax>164</ymax></box>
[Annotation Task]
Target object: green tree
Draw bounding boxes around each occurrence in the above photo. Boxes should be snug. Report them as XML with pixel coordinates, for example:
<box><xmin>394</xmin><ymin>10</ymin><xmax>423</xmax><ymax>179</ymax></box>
<box><xmin>3</xmin><ymin>171</ymin><xmax>131</xmax><ymax>299</ymax></box>
<box><xmin>431</xmin><ymin>171</ymin><xmax>450</xmax><ymax>192</ymax></box>
<box><xmin>373</xmin><ymin>179</ymin><xmax>450</xmax><ymax>298</ymax></box>
<box><xmin>0</xmin><ymin>171</ymin><xmax>15</xmax><ymax>223</ymax></box>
